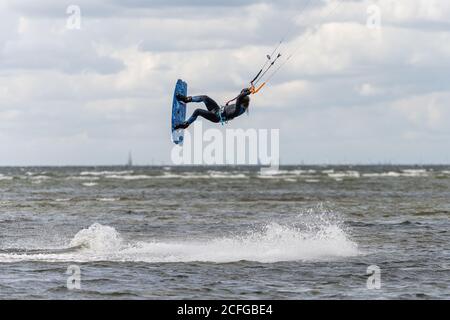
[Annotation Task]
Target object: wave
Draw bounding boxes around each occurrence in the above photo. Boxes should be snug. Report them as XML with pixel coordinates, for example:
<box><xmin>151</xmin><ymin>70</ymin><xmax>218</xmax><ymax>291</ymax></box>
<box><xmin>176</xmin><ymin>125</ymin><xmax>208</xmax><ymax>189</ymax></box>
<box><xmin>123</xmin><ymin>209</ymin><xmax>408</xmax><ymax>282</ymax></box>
<box><xmin>258</xmin><ymin>169</ymin><xmax>352</xmax><ymax>180</ymax></box>
<box><xmin>105</xmin><ymin>175</ymin><xmax>153</xmax><ymax>180</ymax></box>
<box><xmin>96</xmin><ymin>198</ymin><xmax>118</xmax><ymax>202</ymax></box>
<box><xmin>0</xmin><ymin>216</ymin><xmax>358</xmax><ymax>264</ymax></box>
<box><xmin>82</xmin><ymin>182</ymin><xmax>98</xmax><ymax>187</ymax></box>
<box><xmin>66</xmin><ymin>176</ymin><xmax>100</xmax><ymax>181</ymax></box>
<box><xmin>209</xmin><ymin>174</ymin><xmax>248</xmax><ymax>179</ymax></box>
<box><xmin>327</xmin><ymin>171</ymin><xmax>361</xmax><ymax>179</ymax></box>
<box><xmin>259</xmin><ymin>169</ymin><xmax>290</xmax><ymax>176</ymax></box>
<box><xmin>400</xmin><ymin>169</ymin><xmax>429</xmax><ymax>177</ymax></box>
<box><xmin>363</xmin><ymin>172</ymin><xmax>402</xmax><ymax>177</ymax></box>
<box><xmin>80</xmin><ymin>171</ymin><xmax>133</xmax><ymax>176</ymax></box>
<box><xmin>30</xmin><ymin>175</ymin><xmax>51</xmax><ymax>180</ymax></box>
<box><xmin>258</xmin><ymin>169</ymin><xmax>316</xmax><ymax>181</ymax></box>
<box><xmin>5</xmin><ymin>168</ymin><xmax>439</xmax><ymax>184</ymax></box>
<box><xmin>159</xmin><ymin>173</ymin><xmax>248</xmax><ymax>180</ymax></box>
<box><xmin>207</xmin><ymin>171</ymin><xmax>248</xmax><ymax>179</ymax></box>
<box><xmin>363</xmin><ymin>170</ymin><xmax>430</xmax><ymax>178</ymax></box>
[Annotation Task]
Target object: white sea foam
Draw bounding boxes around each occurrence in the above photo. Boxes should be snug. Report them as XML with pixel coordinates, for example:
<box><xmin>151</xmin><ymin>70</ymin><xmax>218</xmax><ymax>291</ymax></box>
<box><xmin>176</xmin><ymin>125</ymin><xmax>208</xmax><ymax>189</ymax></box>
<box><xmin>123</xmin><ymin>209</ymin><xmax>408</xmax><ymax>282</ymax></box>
<box><xmin>70</xmin><ymin>223</ymin><xmax>123</xmax><ymax>252</ymax></box>
<box><xmin>158</xmin><ymin>173</ymin><xmax>204</xmax><ymax>179</ymax></box>
<box><xmin>258</xmin><ymin>170</ymin><xmax>313</xmax><ymax>179</ymax></box>
<box><xmin>259</xmin><ymin>170</ymin><xmax>289</xmax><ymax>176</ymax></box>
<box><xmin>159</xmin><ymin>172</ymin><xmax>247</xmax><ymax>180</ymax></box>
<box><xmin>208</xmin><ymin>172</ymin><xmax>248</xmax><ymax>179</ymax></box>
<box><xmin>0</xmin><ymin>174</ymin><xmax>13</xmax><ymax>181</ymax></box>
<box><xmin>363</xmin><ymin>170</ymin><xmax>429</xmax><ymax>178</ymax></box>
<box><xmin>0</xmin><ymin>218</ymin><xmax>358</xmax><ymax>264</ymax></box>
<box><xmin>82</xmin><ymin>182</ymin><xmax>98</xmax><ymax>187</ymax></box>
<box><xmin>401</xmin><ymin>169</ymin><xmax>428</xmax><ymax>177</ymax></box>
<box><xmin>290</xmin><ymin>170</ymin><xmax>316</xmax><ymax>175</ymax></box>
<box><xmin>96</xmin><ymin>198</ymin><xmax>118</xmax><ymax>202</ymax></box>
<box><xmin>362</xmin><ymin>172</ymin><xmax>401</xmax><ymax>177</ymax></box>
<box><xmin>67</xmin><ymin>176</ymin><xmax>100</xmax><ymax>181</ymax></box>
<box><xmin>327</xmin><ymin>171</ymin><xmax>361</xmax><ymax>179</ymax></box>
<box><xmin>258</xmin><ymin>172</ymin><xmax>296</xmax><ymax>180</ymax></box>
<box><xmin>31</xmin><ymin>175</ymin><xmax>51</xmax><ymax>180</ymax></box>
<box><xmin>80</xmin><ymin>171</ymin><xmax>133</xmax><ymax>176</ymax></box>
<box><xmin>105</xmin><ymin>175</ymin><xmax>152</xmax><ymax>180</ymax></box>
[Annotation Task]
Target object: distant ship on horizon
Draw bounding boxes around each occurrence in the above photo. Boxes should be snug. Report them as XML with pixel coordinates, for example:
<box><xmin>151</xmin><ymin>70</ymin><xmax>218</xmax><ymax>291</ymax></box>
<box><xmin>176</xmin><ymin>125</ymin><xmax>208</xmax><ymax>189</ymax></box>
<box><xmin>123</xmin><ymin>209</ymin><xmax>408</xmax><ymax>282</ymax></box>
<box><xmin>127</xmin><ymin>151</ymin><xmax>133</xmax><ymax>167</ymax></box>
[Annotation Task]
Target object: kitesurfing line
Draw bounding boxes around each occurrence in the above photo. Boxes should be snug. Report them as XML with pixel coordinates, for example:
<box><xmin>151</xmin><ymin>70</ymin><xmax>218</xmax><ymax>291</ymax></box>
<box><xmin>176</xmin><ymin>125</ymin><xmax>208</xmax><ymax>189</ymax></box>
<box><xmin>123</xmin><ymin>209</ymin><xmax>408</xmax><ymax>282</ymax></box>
<box><xmin>263</xmin><ymin>0</ymin><xmax>344</xmax><ymax>85</ymax></box>
<box><xmin>250</xmin><ymin>0</ymin><xmax>317</xmax><ymax>88</ymax></box>
<box><xmin>249</xmin><ymin>0</ymin><xmax>343</xmax><ymax>95</ymax></box>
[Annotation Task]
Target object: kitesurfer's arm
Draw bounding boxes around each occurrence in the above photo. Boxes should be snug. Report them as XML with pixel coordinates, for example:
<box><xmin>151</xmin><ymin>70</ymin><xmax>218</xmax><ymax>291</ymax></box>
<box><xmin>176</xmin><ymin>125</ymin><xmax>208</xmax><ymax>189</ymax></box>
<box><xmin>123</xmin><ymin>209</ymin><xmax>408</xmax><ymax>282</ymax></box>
<box><xmin>226</xmin><ymin>87</ymin><xmax>253</xmax><ymax>106</ymax></box>
<box><xmin>225</xmin><ymin>97</ymin><xmax>237</xmax><ymax>106</ymax></box>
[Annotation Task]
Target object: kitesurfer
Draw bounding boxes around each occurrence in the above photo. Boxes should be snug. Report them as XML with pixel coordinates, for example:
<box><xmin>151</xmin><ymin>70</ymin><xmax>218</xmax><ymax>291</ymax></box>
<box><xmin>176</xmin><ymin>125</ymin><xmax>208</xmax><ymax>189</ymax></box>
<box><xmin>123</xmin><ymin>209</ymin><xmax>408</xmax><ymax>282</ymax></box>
<box><xmin>173</xmin><ymin>87</ymin><xmax>252</xmax><ymax>130</ymax></box>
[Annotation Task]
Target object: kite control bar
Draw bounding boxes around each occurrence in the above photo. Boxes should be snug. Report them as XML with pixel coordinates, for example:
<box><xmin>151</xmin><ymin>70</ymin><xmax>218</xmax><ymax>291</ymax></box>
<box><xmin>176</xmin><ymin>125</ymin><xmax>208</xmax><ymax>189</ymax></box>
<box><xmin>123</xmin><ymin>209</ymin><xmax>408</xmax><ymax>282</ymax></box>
<box><xmin>250</xmin><ymin>82</ymin><xmax>266</xmax><ymax>95</ymax></box>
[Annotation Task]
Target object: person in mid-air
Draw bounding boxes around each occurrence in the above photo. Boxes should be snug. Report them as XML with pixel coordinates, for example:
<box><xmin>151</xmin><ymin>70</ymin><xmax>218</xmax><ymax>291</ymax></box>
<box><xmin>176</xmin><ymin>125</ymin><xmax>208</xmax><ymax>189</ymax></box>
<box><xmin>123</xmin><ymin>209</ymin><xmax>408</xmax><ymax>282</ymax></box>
<box><xmin>173</xmin><ymin>87</ymin><xmax>252</xmax><ymax>130</ymax></box>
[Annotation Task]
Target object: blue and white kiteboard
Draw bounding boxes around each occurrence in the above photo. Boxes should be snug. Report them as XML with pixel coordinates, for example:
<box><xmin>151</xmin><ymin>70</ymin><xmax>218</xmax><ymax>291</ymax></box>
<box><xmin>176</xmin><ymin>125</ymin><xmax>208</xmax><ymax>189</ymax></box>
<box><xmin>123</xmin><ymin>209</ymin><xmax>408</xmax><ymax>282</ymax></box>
<box><xmin>171</xmin><ymin>79</ymin><xmax>188</xmax><ymax>145</ymax></box>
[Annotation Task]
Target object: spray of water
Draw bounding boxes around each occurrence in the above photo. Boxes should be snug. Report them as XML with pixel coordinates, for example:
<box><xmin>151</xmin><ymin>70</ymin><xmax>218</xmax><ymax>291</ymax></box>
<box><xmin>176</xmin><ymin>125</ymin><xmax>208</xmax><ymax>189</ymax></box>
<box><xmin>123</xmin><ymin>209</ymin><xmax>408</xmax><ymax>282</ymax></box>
<box><xmin>0</xmin><ymin>207</ymin><xmax>358</xmax><ymax>263</ymax></box>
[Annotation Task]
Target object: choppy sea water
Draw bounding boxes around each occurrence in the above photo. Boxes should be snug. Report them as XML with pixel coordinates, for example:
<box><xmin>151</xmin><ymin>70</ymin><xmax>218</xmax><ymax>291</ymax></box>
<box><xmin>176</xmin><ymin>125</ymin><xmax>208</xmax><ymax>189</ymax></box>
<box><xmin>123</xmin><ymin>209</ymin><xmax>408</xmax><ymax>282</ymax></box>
<box><xmin>0</xmin><ymin>165</ymin><xmax>449</xmax><ymax>299</ymax></box>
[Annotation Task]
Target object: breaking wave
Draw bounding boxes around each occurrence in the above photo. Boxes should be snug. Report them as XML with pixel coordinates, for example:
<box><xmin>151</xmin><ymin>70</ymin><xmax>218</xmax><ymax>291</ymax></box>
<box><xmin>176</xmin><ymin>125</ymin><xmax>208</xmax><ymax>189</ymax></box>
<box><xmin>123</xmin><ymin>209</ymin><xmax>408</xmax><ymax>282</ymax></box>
<box><xmin>0</xmin><ymin>174</ymin><xmax>13</xmax><ymax>181</ymax></box>
<box><xmin>5</xmin><ymin>168</ymin><xmax>440</xmax><ymax>183</ymax></box>
<box><xmin>80</xmin><ymin>171</ymin><xmax>134</xmax><ymax>176</ymax></box>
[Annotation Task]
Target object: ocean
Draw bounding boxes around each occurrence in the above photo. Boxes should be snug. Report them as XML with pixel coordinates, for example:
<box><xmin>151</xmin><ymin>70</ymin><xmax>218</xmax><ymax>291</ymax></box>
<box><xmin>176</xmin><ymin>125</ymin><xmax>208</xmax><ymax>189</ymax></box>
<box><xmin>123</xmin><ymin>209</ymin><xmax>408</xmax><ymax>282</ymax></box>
<box><xmin>0</xmin><ymin>165</ymin><xmax>449</xmax><ymax>299</ymax></box>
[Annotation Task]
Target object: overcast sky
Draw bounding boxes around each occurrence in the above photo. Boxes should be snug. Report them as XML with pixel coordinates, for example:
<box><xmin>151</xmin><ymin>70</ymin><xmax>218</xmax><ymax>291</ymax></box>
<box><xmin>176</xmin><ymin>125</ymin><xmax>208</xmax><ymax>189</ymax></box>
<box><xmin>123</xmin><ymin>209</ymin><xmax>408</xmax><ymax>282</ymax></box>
<box><xmin>0</xmin><ymin>0</ymin><xmax>449</xmax><ymax>166</ymax></box>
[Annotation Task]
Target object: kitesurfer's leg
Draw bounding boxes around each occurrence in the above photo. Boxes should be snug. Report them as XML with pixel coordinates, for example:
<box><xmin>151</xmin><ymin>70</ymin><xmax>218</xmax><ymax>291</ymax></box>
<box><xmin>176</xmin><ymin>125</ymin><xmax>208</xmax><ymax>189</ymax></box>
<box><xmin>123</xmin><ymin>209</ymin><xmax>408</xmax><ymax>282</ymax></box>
<box><xmin>188</xmin><ymin>109</ymin><xmax>220</xmax><ymax>123</ymax></box>
<box><xmin>174</xmin><ymin>109</ymin><xmax>220</xmax><ymax>130</ymax></box>
<box><xmin>191</xmin><ymin>96</ymin><xmax>220</xmax><ymax>112</ymax></box>
<box><xmin>176</xmin><ymin>93</ymin><xmax>192</xmax><ymax>103</ymax></box>
<box><xmin>177</xmin><ymin>94</ymin><xmax>220</xmax><ymax>112</ymax></box>
<box><xmin>174</xmin><ymin>95</ymin><xmax>221</xmax><ymax>130</ymax></box>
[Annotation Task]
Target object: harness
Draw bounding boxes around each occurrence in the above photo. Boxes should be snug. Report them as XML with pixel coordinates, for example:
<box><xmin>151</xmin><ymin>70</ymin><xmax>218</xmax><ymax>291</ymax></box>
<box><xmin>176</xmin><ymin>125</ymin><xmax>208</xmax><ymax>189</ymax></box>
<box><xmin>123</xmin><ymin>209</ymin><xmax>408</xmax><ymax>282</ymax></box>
<box><xmin>216</xmin><ymin>107</ymin><xmax>228</xmax><ymax>126</ymax></box>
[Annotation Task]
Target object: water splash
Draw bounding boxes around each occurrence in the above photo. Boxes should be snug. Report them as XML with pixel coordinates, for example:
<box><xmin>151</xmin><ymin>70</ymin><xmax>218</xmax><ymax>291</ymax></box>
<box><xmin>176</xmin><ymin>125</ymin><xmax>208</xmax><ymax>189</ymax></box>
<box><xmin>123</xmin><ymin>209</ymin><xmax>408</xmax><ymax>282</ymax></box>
<box><xmin>69</xmin><ymin>223</ymin><xmax>123</xmax><ymax>252</ymax></box>
<box><xmin>0</xmin><ymin>210</ymin><xmax>358</xmax><ymax>263</ymax></box>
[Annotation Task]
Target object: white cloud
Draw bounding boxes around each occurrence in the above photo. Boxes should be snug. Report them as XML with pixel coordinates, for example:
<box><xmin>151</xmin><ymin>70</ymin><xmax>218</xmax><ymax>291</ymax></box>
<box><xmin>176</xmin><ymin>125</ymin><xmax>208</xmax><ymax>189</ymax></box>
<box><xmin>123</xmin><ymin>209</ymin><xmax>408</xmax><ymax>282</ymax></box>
<box><xmin>358</xmin><ymin>83</ymin><xmax>382</xmax><ymax>96</ymax></box>
<box><xmin>0</xmin><ymin>0</ymin><xmax>449</xmax><ymax>165</ymax></box>
<box><xmin>392</xmin><ymin>92</ymin><xmax>450</xmax><ymax>132</ymax></box>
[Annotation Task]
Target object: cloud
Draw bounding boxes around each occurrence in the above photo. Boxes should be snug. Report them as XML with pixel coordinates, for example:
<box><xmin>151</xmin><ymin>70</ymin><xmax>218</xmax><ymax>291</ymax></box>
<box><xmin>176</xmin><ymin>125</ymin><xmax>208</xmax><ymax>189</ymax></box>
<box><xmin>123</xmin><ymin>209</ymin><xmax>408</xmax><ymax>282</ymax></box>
<box><xmin>0</xmin><ymin>0</ymin><xmax>449</xmax><ymax>165</ymax></box>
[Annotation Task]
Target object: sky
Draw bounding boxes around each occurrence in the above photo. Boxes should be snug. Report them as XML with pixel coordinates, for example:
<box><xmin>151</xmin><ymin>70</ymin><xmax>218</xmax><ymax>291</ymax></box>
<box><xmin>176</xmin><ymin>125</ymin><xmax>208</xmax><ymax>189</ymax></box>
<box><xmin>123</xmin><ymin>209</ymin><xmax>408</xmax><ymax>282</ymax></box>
<box><xmin>0</xmin><ymin>0</ymin><xmax>449</xmax><ymax>166</ymax></box>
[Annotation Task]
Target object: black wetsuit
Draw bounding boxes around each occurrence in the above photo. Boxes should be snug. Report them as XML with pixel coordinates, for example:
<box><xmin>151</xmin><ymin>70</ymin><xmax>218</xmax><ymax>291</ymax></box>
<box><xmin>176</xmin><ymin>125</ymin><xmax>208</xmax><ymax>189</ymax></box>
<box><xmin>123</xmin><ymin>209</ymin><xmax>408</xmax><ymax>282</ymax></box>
<box><xmin>185</xmin><ymin>89</ymin><xmax>251</xmax><ymax>125</ymax></box>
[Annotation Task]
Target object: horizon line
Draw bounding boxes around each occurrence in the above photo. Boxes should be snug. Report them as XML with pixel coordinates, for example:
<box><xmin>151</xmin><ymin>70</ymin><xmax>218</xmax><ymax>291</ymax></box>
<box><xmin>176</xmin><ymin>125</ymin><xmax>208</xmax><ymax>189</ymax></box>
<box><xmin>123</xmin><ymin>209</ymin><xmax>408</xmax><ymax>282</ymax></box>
<box><xmin>0</xmin><ymin>163</ymin><xmax>449</xmax><ymax>168</ymax></box>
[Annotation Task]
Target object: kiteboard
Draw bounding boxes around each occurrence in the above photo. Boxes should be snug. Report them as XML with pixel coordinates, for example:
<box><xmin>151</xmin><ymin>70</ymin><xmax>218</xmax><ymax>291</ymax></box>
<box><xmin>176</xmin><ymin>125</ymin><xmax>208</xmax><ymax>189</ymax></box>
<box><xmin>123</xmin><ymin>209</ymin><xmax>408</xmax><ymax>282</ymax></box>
<box><xmin>171</xmin><ymin>79</ymin><xmax>187</xmax><ymax>145</ymax></box>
